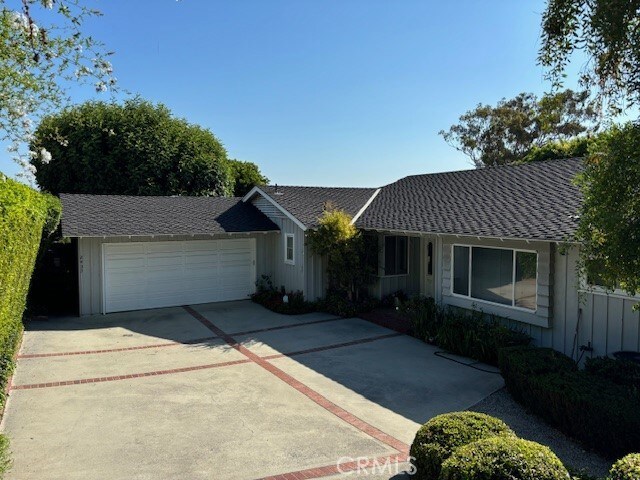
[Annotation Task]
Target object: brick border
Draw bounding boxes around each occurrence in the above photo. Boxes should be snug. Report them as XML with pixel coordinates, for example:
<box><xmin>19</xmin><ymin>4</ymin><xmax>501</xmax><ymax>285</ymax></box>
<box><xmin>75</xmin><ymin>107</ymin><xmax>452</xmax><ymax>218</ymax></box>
<box><xmin>18</xmin><ymin>316</ymin><xmax>345</xmax><ymax>359</ymax></box>
<box><xmin>258</xmin><ymin>452</ymin><xmax>409</xmax><ymax>480</ymax></box>
<box><xmin>183</xmin><ymin>306</ymin><xmax>409</xmax><ymax>455</ymax></box>
<box><xmin>9</xmin><ymin>332</ymin><xmax>398</xmax><ymax>390</ymax></box>
<box><xmin>11</xmin><ymin>358</ymin><xmax>252</xmax><ymax>390</ymax></box>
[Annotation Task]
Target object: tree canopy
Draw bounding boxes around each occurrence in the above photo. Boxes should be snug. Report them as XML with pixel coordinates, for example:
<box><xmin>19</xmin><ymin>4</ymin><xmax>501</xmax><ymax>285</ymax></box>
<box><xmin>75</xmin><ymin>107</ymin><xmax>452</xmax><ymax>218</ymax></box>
<box><xmin>1</xmin><ymin>0</ymin><xmax>115</xmax><ymax>180</ymax></box>
<box><xmin>228</xmin><ymin>159</ymin><xmax>269</xmax><ymax>197</ymax></box>
<box><xmin>31</xmin><ymin>99</ymin><xmax>234</xmax><ymax>196</ymax></box>
<box><xmin>576</xmin><ymin>122</ymin><xmax>640</xmax><ymax>298</ymax></box>
<box><xmin>440</xmin><ymin>90</ymin><xmax>599</xmax><ymax>167</ymax></box>
<box><xmin>540</xmin><ymin>0</ymin><xmax>640</xmax><ymax>113</ymax></box>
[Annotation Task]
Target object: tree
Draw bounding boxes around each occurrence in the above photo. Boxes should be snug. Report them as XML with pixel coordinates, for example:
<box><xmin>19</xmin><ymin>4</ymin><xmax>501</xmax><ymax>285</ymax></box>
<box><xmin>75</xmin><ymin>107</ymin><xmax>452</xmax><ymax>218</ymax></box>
<box><xmin>540</xmin><ymin>0</ymin><xmax>640</xmax><ymax>113</ymax></box>
<box><xmin>575</xmin><ymin>122</ymin><xmax>640</xmax><ymax>298</ymax></box>
<box><xmin>30</xmin><ymin>99</ymin><xmax>233</xmax><ymax>196</ymax></box>
<box><xmin>1</xmin><ymin>0</ymin><xmax>115</xmax><ymax>180</ymax></box>
<box><xmin>227</xmin><ymin>159</ymin><xmax>269</xmax><ymax>197</ymax></box>
<box><xmin>306</xmin><ymin>208</ymin><xmax>375</xmax><ymax>300</ymax></box>
<box><xmin>440</xmin><ymin>90</ymin><xmax>599</xmax><ymax>167</ymax></box>
<box><xmin>522</xmin><ymin>136</ymin><xmax>591</xmax><ymax>163</ymax></box>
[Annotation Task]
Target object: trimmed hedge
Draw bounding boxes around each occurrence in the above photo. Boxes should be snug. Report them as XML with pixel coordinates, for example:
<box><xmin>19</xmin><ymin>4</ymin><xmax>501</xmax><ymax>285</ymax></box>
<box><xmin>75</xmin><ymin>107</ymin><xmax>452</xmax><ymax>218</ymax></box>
<box><xmin>609</xmin><ymin>453</ymin><xmax>640</xmax><ymax>480</ymax></box>
<box><xmin>400</xmin><ymin>297</ymin><xmax>531</xmax><ymax>365</ymax></box>
<box><xmin>585</xmin><ymin>357</ymin><xmax>640</xmax><ymax>398</ymax></box>
<box><xmin>0</xmin><ymin>175</ymin><xmax>60</xmax><ymax>407</ymax></box>
<box><xmin>499</xmin><ymin>346</ymin><xmax>640</xmax><ymax>457</ymax></box>
<box><xmin>440</xmin><ymin>436</ymin><xmax>570</xmax><ymax>480</ymax></box>
<box><xmin>410</xmin><ymin>412</ymin><xmax>514</xmax><ymax>480</ymax></box>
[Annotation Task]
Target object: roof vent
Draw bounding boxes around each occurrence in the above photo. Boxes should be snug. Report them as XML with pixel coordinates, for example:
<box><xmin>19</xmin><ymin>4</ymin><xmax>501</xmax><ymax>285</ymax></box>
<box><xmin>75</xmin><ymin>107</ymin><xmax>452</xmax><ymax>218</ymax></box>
<box><xmin>274</xmin><ymin>184</ymin><xmax>283</xmax><ymax>195</ymax></box>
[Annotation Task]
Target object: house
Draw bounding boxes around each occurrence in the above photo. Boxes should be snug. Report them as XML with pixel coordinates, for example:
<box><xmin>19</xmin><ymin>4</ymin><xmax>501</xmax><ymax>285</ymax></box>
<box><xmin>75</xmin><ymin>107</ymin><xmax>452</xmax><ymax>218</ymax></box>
<box><xmin>60</xmin><ymin>158</ymin><xmax>640</xmax><ymax>361</ymax></box>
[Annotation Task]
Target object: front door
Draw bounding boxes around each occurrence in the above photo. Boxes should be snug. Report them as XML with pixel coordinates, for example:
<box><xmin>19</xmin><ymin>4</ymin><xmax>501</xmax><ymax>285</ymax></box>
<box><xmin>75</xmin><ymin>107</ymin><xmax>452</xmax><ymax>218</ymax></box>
<box><xmin>423</xmin><ymin>237</ymin><xmax>436</xmax><ymax>298</ymax></box>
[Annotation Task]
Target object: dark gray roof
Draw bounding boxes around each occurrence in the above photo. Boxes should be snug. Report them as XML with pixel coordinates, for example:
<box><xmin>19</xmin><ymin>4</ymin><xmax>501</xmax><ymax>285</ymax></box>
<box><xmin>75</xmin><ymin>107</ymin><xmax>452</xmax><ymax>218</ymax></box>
<box><xmin>258</xmin><ymin>186</ymin><xmax>378</xmax><ymax>228</ymax></box>
<box><xmin>356</xmin><ymin>158</ymin><xmax>583</xmax><ymax>241</ymax></box>
<box><xmin>60</xmin><ymin>194</ymin><xmax>279</xmax><ymax>237</ymax></box>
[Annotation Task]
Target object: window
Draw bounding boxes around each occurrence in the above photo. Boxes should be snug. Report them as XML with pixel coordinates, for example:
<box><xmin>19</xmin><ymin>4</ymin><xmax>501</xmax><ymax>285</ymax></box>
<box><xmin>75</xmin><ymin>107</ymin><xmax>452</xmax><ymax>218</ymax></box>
<box><xmin>384</xmin><ymin>236</ymin><xmax>408</xmax><ymax>276</ymax></box>
<box><xmin>284</xmin><ymin>234</ymin><xmax>295</xmax><ymax>265</ymax></box>
<box><xmin>427</xmin><ymin>242</ymin><xmax>434</xmax><ymax>276</ymax></box>
<box><xmin>452</xmin><ymin>245</ymin><xmax>537</xmax><ymax>311</ymax></box>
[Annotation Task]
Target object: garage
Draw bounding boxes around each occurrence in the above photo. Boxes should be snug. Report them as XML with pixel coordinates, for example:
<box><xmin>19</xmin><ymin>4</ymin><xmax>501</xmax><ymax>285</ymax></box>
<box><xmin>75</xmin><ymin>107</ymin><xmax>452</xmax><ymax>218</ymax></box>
<box><xmin>59</xmin><ymin>194</ymin><xmax>279</xmax><ymax>315</ymax></box>
<box><xmin>103</xmin><ymin>239</ymin><xmax>257</xmax><ymax>313</ymax></box>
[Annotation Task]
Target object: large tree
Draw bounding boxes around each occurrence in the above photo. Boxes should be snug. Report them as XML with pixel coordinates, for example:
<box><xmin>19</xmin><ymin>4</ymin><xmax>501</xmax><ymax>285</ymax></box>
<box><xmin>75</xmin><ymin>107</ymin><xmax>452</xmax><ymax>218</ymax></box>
<box><xmin>440</xmin><ymin>90</ymin><xmax>599</xmax><ymax>167</ymax></box>
<box><xmin>228</xmin><ymin>159</ymin><xmax>269</xmax><ymax>197</ymax></box>
<box><xmin>540</xmin><ymin>0</ymin><xmax>640</xmax><ymax>113</ymax></box>
<box><xmin>1</xmin><ymin>0</ymin><xmax>115</xmax><ymax>180</ymax></box>
<box><xmin>31</xmin><ymin>99</ymin><xmax>234</xmax><ymax>196</ymax></box>
<box><xmin>576</xmin><ymin>122</ymin><xmax>640</xmax><ymax>297</ymax></box>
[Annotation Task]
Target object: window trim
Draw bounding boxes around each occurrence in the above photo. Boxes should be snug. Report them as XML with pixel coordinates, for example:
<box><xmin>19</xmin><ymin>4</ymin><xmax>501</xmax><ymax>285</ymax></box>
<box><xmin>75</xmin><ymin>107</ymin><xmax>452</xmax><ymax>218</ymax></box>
<box><xmin>451</xmin><ymin>244</ymin><xmax>538</xmax><ymax>313</ymax></box>
<box><xmin>284</xmin><ymin>233</ymin><xmax>295</xmax><ymax>265</ymax></box>
<box><xmin>382</xmin><ymin>235</ymin><xmax>409</xmax><ymax>277</ymax></box>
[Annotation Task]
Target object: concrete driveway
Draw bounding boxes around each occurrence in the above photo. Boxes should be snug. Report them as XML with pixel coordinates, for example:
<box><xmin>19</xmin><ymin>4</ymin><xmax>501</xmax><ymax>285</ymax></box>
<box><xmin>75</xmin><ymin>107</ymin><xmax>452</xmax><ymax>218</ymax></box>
<box><xmin>2</xmin><ymin>301</ymin><xmax>504</xmax><ymax>480</ymax></box>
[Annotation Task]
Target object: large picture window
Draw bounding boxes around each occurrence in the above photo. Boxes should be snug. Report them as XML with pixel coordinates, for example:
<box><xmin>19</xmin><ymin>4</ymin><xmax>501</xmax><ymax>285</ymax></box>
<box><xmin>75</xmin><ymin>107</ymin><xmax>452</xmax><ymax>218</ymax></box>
<box><xmin>384</xmin><ymin>236</ymin><xmax>408</xmax><ymax>276</ymax></box>
<box><xmin>452</xmin><ymin>245</ymin><xmax>537</xmax><ymax>310</ymax></box>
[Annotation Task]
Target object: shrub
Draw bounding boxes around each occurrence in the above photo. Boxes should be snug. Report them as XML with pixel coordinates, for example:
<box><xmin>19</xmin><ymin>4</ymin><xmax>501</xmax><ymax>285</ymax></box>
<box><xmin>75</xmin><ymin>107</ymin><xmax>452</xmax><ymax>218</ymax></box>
<box><xmin>0</xmin><ymin>435</ymin><xmax>10</xmax><ymax>477</ymax></box>
<box><xmin>585</xmin><ymin>357</ymin><xmax>640</xmax><ymax>398</ymax></box>
<box><xmin>317</xmin><ymin>292</ymin><xmax>378</xmax><ymax>318</ymax></box>
<box><xmin>400</xmin><ymin>299</ymin><xmax>531</xmax><ymax>366</ymax></box>
<box><xmin>440</xmin><ymin>436</ymin><xmax>570</xmax><ymax>480</ymax></box>
<box><xmin>0</xmin><ymin>176</ymin><xmax>60</xmax><ymax>408</ymax></box>
<box><xmin>409</xmin><ymin>412</ymin><xmax>514</xmax><ymax>480</ymax></box>
<box><xmin>251</xmin><ymin>275</ymin><xmax>316</xmax><ymax>315</ymax></box>
<box><xmin>499</xmin><ymin>346</ymin><xmax>640</xmax><ymax>457</ymax></box>
<box><xmin>609</xmin><ymin>453</ymin><xmax>640</xmax><ymax>480</ymax></box>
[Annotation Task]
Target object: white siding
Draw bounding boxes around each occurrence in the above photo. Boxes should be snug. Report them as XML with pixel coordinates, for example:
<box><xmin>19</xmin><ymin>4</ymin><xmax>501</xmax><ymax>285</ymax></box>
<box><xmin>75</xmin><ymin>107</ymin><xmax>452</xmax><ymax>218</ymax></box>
<box><xmin>78</xmin><ymin>233</ymin><xmax>276</xmax><ymax>315</ymax></box>
<box><xmin>252</xmin><ymin>197</ymin><xmax>307</xmax><ymax>295</ymax></box>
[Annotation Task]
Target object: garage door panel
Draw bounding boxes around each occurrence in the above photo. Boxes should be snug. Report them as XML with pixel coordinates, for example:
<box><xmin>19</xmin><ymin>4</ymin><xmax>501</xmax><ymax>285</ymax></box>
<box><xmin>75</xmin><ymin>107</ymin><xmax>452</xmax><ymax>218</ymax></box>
<box><xmin>103</xmin><ymin>239</ymin><xmax>255</xmax><ymax>313</ymax></box>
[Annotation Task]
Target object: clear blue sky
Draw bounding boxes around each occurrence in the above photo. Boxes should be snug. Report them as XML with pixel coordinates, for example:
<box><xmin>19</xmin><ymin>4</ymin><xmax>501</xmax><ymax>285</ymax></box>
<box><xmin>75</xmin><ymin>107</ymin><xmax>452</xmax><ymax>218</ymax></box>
<box><xmin>1</xmin><ymin>0</ymin><xmax>589</xmax><ymax>187</ymax></box>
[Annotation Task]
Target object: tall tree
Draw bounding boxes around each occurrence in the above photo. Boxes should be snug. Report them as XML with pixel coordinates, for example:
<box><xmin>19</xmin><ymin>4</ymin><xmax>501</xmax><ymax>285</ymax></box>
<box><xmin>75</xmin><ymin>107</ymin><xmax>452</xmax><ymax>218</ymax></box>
<box><xmin>227</xmin><ymin>159</ymin><xmax>269</xmax><ymax>197</ymax></box>
<box><xmin>439</xmin><ymin>90</ymin><xmax>599</xmax><ymax>167</ymax></box>
<box><xmin>31</xmin><ymin>99</ymin><xmax>234</xmax><ymax>196</ymax></box>
<box><xmin>576</xmin><ymin>123</ymin><xmax>640</xmax><ymax>297</ymax></box>
<box><xmin>540</xmin><ymin>0</ymin><xmax>640</xmax><ymax>113</ymax></box>
<box><xmin>1</xmin><ymin>0</ymin><xmax>115</xmax><ymax>180</ymax></box>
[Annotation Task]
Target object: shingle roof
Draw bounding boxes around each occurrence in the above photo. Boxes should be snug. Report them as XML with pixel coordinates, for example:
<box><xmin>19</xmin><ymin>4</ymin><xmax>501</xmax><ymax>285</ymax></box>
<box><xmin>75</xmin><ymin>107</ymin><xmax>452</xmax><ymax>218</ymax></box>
<box><xmin>257</xmin><ymin>186</ymin><xmax>379</xmax><ymax>228</ymax></box>
<box><xmin>60</xmin><ymin>194</ymin><xmax>279</xmax><ymax>237</ymax></box>
<box><xmin>356</xmin><ymin>158</ymin><xmax>584</xmax><ymax>241</ymax></box>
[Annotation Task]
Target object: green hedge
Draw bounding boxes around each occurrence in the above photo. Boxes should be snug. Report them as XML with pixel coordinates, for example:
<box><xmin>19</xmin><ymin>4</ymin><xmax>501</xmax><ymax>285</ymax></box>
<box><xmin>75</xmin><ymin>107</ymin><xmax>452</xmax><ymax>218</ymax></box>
<box><xmin>0</xmin><ymin>175</ymin><xmax>60</xmax><ymax>407</ymax></box>
<box><xmin>400</xmin><ymin>297</ymin><xmax>531</xmax><ymax>365</ymax></box>
<box><xmin>440</xmin><ymin>436</ymin><xmax>570</xmax><ymax>480</ymax></box>
<box><xmin>410</xmin><ymin>412</ymin><xmax>514</xmax><ymax>479</ymax></box>
<box><xmin>609</xmin><ymin>453</ymin><xmax>640</xmax><ymax>480</ymax></box>
<box><xmin>499</xmin><ymin>346</ymin><xmax>640</xmax><ymax>458</ymax></box>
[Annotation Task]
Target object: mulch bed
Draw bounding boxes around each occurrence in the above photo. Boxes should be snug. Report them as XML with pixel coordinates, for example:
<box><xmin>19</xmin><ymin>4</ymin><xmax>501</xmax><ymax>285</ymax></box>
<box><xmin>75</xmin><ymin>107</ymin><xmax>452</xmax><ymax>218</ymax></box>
<box><xmin>358</xmin><ymin>308</ymin><xmax>412</xmax><ymax>335</ymax></box>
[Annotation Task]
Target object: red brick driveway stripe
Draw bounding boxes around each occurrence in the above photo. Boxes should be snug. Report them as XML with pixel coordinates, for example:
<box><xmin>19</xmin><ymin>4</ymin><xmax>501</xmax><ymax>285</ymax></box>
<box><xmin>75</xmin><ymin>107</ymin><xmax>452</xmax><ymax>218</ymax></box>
<box><xmin>257</xmin><ymin>452</ymin><xmax>409</xmax><ymax>480</ymax></box>
<box><xmin>17</xmin><ymin>336</ymin><xmax>219</xmax><ymax>359</ymax></box>
<box><xmin>10</xmin><ymin>358</ymin><xmax>252</xmax><ymax>390</ymax></box>
<box><xmin>9</xmin><ymin>330</ymin><xmax>397</xmax><ymax>390</ymax></box>
<box><xmin>183</xmin><ymin>306</ymin><xmax>409</xmax><ymax>455</ymax></box>
<box><xmin>262</xmin><ymin>332</ymin><xmax>401</xmax><ymax>360</ymax></box>
<box><xmin>18</xmin><ymin>316</ymin><xmax>345</xmax><ymax>359</ymax></box>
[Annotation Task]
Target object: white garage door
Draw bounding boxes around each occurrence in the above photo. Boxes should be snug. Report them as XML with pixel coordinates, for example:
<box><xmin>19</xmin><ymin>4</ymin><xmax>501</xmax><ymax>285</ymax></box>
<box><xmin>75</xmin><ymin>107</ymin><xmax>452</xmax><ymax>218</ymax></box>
<box><xmin>102</xmin><ymin>239</ymin><xmax>256</xmax><ymax>313</ymax></box>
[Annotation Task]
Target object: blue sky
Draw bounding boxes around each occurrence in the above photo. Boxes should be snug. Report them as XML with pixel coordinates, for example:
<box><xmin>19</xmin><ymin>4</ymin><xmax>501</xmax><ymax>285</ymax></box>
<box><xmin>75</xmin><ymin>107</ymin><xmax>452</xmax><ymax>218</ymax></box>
<box><xmin>2</xmin><ymin>0</ymin><xmax>590</xmax><ymax>187</ymax></box>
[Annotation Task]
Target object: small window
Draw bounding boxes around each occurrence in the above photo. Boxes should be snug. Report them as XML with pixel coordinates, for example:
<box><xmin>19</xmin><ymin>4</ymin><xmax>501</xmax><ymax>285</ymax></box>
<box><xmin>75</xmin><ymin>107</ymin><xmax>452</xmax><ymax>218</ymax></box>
<box><xmin>384</xmin><ymin>236</ymin><xmax>408</xmax><ymax>276</ymax></box>
<box><xmin>427</xmin><ymin>241</ymin><xmax>434</xmax><ymax>276</ymax></box>
<box><xmin>284</xmin><ymin>234</ymin><xmax>295</xmax><ymax>265</ymax></box>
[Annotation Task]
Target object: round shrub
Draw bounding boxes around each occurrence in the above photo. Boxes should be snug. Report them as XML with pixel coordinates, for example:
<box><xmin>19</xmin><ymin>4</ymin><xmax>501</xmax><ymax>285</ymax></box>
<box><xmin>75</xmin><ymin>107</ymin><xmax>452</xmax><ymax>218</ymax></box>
<box><xmin>609</xmin><ymin>453</ymin><xmax>640</xmax><ymax>480</ymax></box>
<box><xmin>409</xmin><ymin>412</ymin><xmax>514</xmax><ymax>480</ymax></box>
<box><xmin>439</xmin><ymin>436</ymin><xmax>570</xmax><ymax>480</ymax></box>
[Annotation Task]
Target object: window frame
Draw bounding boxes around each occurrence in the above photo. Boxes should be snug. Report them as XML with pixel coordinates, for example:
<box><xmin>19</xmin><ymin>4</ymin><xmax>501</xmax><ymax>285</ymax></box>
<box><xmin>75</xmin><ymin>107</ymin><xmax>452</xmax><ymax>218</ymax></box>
<box><xmin>284</xmin><ymin>233</ymin><xmax>295</xmax><ymax>265</ymax></box>
<box><xmin>451</xmin><ymin>244</ymin><xmax>538</xmax><ymax>312</ymax></box>
<box><xmin>383</xmin><ymin>235</ymin><xmax>409</xmax><ymax>277</ymax></box>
